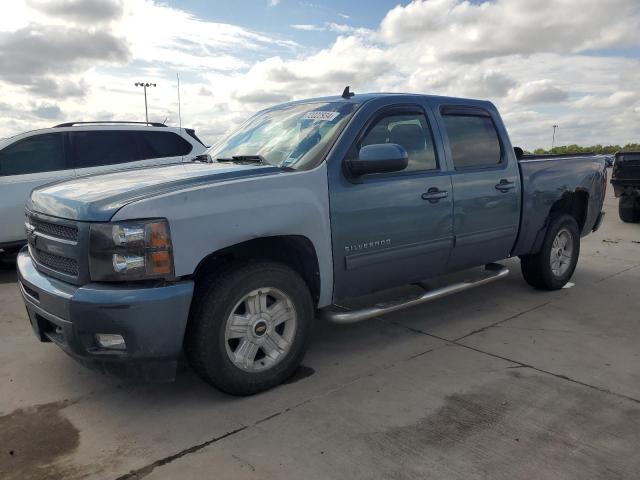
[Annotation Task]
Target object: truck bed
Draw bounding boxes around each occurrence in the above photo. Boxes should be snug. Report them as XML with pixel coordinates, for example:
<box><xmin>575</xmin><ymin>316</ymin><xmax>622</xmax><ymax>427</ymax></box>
<box><xmin>512</xmin><ymin>154</ymin><xmax>608</xmax><ymax>257</ymax></box>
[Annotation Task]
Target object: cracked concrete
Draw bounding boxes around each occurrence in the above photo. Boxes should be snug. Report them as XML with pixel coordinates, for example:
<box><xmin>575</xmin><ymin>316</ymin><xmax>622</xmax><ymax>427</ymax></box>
<box><xmin>1</xmin><ymin>186</ymin><xmax>639</xmax><ymax>479</ymax></box>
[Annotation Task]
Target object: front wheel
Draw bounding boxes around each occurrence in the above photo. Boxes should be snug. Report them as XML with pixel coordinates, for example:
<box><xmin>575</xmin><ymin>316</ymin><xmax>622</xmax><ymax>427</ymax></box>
<box><xmin>520</xmin><ymin>214</ymin><xmax>580</xmax><ymax>290</ymax></box>
<box><xmin>185</xmin><ymin>261</ymin><xmax>313</xmax><ymax>395</ymax></box>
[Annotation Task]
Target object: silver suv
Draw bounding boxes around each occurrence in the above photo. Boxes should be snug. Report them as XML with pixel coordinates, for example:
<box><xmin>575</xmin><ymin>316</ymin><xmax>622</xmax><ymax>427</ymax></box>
<box><xmin>0</xmin><ymin>121</ymin><xmax>207</xmax><ymax>253</ymax></box>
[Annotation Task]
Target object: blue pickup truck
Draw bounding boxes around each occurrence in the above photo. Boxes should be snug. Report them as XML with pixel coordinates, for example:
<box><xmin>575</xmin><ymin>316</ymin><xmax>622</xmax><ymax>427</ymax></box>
<box><xmin>17</xmin><ymin>90</ymin><xmax>607</xmax><ymax>394</ymax></box>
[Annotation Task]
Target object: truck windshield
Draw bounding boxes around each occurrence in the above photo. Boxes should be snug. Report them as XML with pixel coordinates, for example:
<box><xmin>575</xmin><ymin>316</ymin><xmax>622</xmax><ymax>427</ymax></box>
<box><xmin>207</xmin><ymin>102</ymin><xmax>358</xmax><ymax>171</ymax></box>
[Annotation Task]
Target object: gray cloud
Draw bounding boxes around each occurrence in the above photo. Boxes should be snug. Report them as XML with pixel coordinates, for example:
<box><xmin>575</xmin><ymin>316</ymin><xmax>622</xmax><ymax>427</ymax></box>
<box><xmin>0</xmin><ymin>24</ymin><xmax>129</xmax><ymax>97</ymax></box>
<box><xmin>511</xmin><ymin>81</ymin><xmax>569</xmax><ymax>105</ymax></box>
<box><xmin>459</xmin><ymin>71</ymin><xmax>518</xmax><ymax>98</ymax></box>
<box><xmin>27</xmin><ymin>77</ymin><xmax>89</xmax><ymax>99</ymax></box>
<box><xmin>27</xmin><ymin>0</ymin><xmax>123</xmax><ymax>23</ymax></box>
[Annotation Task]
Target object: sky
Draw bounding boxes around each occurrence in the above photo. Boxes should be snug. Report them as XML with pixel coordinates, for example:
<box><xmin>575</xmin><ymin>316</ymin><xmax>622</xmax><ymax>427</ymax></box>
<box><xmin>0</xmin><ymin>0</ymin><xmax>638</xmax><ymax>150</ymax></box>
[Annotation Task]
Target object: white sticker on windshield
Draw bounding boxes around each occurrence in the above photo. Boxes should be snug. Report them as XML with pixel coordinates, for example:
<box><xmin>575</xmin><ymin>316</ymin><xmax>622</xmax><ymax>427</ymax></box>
<box><xmin>302</xmin><ymin>111</ymin><xmax>340</xmax><ymax>121</ymax></box>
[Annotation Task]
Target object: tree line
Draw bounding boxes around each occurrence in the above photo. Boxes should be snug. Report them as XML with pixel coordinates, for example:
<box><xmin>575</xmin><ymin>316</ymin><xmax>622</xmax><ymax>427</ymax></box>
<box><xmin>527</xmin><ymin>143</ymin><xmax>640</xmax><ymax>155</ymax></box>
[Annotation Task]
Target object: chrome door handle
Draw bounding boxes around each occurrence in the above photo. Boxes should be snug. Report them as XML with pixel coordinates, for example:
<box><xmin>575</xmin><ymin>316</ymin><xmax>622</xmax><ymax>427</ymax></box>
<box><xmin>495</xmin><ymin>179</ymin><xmax>515</xmax><ymax>192</ymax></box>
<box><xmin>422</xmin><ymin>188</ymin><xmax>449</xmax><ymax>203</ymax></box>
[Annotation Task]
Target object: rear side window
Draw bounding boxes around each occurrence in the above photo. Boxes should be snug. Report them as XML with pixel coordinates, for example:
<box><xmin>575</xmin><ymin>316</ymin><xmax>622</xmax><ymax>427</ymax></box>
<box><xmin>442</xmin><ymin>115</ymin><xmax>501</xmax><ymax>168</ymax></box>
<box><xmin>359</xmin><ymin>113</ymin><xmax>438</xmax><ymax>172</ymax></box>
<box><xmin>0</xmin><ymin>133</ymin><xmax>66</xmax><ymax>175</ymax></box>
<box><xmin>71</xmin><ymin>131</ymin><xmax>142</xmax><ymax>168</ymax></box>
<box><xmin>137</xmin><ymin>131</ymin><xmax>192</xmax><ymax>158</ymax></box>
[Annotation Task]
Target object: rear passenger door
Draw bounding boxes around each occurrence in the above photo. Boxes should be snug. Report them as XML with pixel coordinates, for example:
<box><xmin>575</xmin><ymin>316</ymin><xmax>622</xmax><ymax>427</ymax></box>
<box><xmin>437</xmin><ymin>105</ymin><xmax>520</xmax><ymax>270</ymax></box>
<box><xmin>70</xmin><ymin>130</ymin><xmax>193</xmax><ymax>177</ymax></box>
<box><xmin>0</xmin><ymin>132</ymin><xmax>73</xmax><ymax>243</ymax></box>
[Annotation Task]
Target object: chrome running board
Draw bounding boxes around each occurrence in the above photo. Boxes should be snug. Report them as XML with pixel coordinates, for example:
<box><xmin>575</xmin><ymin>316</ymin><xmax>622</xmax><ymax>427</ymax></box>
<box><xmin>320</xmin><ymin>263</ymin><xmax>509</xmax><ymax>324</ymax></box>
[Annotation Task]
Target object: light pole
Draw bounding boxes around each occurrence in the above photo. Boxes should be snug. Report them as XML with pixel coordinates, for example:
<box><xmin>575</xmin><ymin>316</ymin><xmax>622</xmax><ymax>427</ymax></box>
<box><xmin>552</xmin><ymin>124</ymin><xmax>558</xmax><ymax>150</ymax></box>
<box><xmin>134</xmin><ymin>82</ymin><xmax>156</xmax><ymax>124</ymax></box>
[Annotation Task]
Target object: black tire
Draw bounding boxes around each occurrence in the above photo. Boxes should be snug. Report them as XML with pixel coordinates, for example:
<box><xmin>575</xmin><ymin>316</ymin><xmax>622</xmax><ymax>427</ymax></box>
<box><xmin>618</xmin><ymin>196</ymin><xmax>640</xmax><ymax>223</ymax></box>
<box><xmin>0</xmin><ymin>245</ymin><xmax>23</xmax><ymax>255</ymax></box>
<box><xmin>520</xmin><ymin>214</ymin><xmax>580</xmax><ymax>290</ymax></box>
<box><xmin>185</xmin><ymin>261</ymin><xmax>313</xmax><ymax>395</ymax></box>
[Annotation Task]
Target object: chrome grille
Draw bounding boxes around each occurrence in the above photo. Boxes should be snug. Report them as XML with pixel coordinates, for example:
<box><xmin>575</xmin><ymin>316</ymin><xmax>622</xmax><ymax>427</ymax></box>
<box><xmin>29</xmin><ymin>217</ymin><xmax>78</xmax><ymax>241</ymax></box>
<box><xmin>33</xmin><ymin>249</ymin><xmax>79</xmax><ymax>276</ymax></box>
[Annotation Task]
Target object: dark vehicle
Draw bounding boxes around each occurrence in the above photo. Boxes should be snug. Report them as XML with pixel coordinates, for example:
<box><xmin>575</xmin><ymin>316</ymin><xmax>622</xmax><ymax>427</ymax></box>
<box><xmin>17</xmin><ymin>91</ymin><xmax>608</xmax><ymax>395</ymax></box>
<box><xmin>611</xmin><ymin>151</ymin><xmax>640</xmax><ymax>222</ymax></box>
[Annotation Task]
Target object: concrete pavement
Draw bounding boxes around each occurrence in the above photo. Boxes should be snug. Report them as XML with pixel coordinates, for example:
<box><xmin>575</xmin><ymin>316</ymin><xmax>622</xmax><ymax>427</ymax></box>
<box><xmin>1</xmin><ymin>187</ymin><xmax>639</xmax><ymax>479</ymax></box>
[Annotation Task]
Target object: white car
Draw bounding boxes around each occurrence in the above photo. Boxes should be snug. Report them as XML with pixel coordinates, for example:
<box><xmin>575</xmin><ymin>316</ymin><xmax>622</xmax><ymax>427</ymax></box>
<box><xmin>0</xmin><ymin>121</ymin><xmax>207</xmax><ymax>253</ymax></box>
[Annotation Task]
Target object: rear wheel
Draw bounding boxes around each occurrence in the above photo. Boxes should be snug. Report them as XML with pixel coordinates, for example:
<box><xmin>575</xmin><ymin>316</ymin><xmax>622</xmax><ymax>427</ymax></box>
<box><xmin>520</xmin><ymin>214</ymin><xmax>580</xmax><ymax>290</ymax></box>
<box><xmin>186</xmin><ymin>261</ymin><xmax>313</xmax><ymax>395</ymax></box>
<box><xmin>618</xmin><ymin>196</ymin><xmax>640</xmax><ymax>223</ymax></box>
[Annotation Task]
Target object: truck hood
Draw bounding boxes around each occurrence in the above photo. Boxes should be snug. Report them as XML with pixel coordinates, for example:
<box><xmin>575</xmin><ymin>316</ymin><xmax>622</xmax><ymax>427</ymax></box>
<box><xmin>29</xmin><ymin>162</ymin><xmax>282</xmax><ymax>221</ymax></box>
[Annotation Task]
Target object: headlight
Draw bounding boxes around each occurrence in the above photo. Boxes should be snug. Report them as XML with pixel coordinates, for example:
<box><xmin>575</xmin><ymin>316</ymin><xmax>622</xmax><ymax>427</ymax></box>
<box><xmin>89</xmin><ymin>219</ymin><xmax>174</xmax><ymax>281</ymax></box>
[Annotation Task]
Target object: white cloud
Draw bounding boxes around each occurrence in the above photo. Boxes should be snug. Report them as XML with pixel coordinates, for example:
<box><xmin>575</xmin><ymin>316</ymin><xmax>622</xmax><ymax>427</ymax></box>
<box><xmin>290</xmin><ymin>24</ymin><xmax>324</xmax><ymax>31</ymax></box>
<box><xmin>380</xmin><ymin>0</ymin><xmax>640</xmax><ymax>61</ymax></box>
<box><xmin>290</xmin><ymin>22</ymin><xmax>372</xmax><ymax>36</ymax></box>
<box><xmin>0</xmin><ymin>0</ymin><xmax>639</xmax><ymax>151</ymax></box>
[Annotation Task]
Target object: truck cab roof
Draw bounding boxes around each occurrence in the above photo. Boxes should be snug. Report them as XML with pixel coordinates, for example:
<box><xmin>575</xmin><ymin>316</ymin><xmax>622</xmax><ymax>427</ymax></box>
<box><xmin>264</xmin><ymin>92</ymin><xmax>496</xmax><ymax>111</ymax></box>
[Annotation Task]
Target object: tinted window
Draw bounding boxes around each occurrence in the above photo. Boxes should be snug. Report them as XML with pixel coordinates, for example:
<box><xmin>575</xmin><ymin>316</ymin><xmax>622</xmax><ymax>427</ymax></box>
<box><xmin>137</xmin><ymin>131</ymin><xmax>192</xmax><ymax>158</ymax></box>
<box><xmin>72</xmin><ymin>131</ymin><xmax>141</xmax><ymax>168</ymax></box>
<box><xmin>0</xmin><ymin>133</ymin><xmax>66</xmax><ymax>176</ymax></box>
<box><xmin>359</xmin><ymin>113</ymin><xmax>438</xmax><ymax>172</ymax></box>
<box><xmin>442</xmin><ymin>115</ymin><xmax>501</xmax><ymax>168</ymax></box>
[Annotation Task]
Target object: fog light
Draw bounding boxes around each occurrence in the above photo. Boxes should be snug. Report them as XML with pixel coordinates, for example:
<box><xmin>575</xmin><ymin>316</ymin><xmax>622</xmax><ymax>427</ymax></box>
<box><xmin>95</xmin><ymin>334</ymin><xmax>126</xmax><ymax>350</ymax></box>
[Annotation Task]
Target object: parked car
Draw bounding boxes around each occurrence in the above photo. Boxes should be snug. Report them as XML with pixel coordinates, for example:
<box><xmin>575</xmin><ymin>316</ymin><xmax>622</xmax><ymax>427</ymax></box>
<box><xmin>16</xmin><ymin>91</ymin><xmax>607</xmax><ymax>395</ymax></box>
<box><xmin>611</xmin><ymin>151</ymin><xmax>640</xmax><ymax>222</ymax></box>
<box><xmin>0</xmin><ymin>121</ymin><xmax>207</xmax><ymax>253</ymax></box>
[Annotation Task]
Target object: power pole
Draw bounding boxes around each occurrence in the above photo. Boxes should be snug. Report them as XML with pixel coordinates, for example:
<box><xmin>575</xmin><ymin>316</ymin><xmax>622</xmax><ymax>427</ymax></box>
<box><xmin>135</xmin><ymin>82</ymin><xmax>156</xmax><ymax>124</ymax></box>
<box><xmin>552</xmin><ymin>124</ymin><xmax>558</xmax><ymax>150</ymax></box>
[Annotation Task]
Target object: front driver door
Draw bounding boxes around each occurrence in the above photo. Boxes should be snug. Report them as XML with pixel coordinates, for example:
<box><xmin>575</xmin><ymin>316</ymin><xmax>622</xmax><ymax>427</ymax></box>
<box><xmin>329</xmin><ymin>104</ymin><xmax>454</xmax><ymax>301</ymax></box>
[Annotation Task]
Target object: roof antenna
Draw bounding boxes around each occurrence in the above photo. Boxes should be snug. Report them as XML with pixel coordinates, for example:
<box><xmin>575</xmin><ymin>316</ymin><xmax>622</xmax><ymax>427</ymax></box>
<box><xmin>341</xmin><ymin>86</ymin><xmax>355</xmax><ymax>99</ymax></box>
<box><xmin>176</xmin><ymin>73</ymin><xmax>182</xmax><ymax>129</ymax></box>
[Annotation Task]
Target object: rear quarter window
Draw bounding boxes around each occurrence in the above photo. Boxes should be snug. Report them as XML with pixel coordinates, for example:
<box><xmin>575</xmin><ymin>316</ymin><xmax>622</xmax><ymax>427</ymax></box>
<box><xmin>443</xmin><ymin>115</ymin><xmax>501</xmax><ymax>169</ymax></box>
<box><xmin>137</xmin><ymin>131</ymin><xmax>193</xmax><ymax>158</ymax></box>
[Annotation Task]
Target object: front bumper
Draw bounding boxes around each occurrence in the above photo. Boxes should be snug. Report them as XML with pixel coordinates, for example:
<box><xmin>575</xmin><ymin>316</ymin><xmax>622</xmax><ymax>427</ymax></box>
<box><xmin>17</xmin><ymin>248</ymin><xmax>194</xmax><ymax>381</ymax></box>
<box><xmin>611</xmin><ymin>180</ymin><xmax>640</xmax><ymax>198</ymax></box>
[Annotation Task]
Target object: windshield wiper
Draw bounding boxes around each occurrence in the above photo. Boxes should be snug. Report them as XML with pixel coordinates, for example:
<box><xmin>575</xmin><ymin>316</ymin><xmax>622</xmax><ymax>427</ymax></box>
<box><xmin>192</xmin><ymin>154</ymin><xmax>213</xmax><ymax>163</ymax></box>
<box><xmin>216</xmin><ymin>155</ymin><xmax>268</xmax><ymax>165</ymax></box>
<box><xmin>216</xmin><ymin>155</ymin><xmax>295</xmax><ymax>171</ymax></box>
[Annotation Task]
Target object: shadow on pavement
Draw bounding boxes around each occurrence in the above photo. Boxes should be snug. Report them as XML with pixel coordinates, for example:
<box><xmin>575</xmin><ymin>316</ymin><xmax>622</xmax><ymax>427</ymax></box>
<box><xmin>0</xmin><ymin>253</ymin><xmax>18</xmax><ymax>284</ymax></box>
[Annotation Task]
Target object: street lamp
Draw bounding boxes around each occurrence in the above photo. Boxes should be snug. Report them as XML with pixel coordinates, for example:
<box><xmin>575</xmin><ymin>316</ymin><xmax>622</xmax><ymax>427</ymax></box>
<box><xmin>134</xmin><ymin>82</ymin><xmax>156</xmax><ymax>124</ymax></box>
<box><xmin>552</xmin><ymin>124</ymin><xmax>558</xmax><ymax>150</ymax></box>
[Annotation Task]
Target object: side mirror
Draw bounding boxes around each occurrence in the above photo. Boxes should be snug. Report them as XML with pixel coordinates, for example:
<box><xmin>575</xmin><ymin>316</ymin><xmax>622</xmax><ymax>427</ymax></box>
<box><xmin>349</xmin><ymin>143</ymin><xmax>409</xmax><ymax>176</ymax></box>
<box><xmin>514</xmin><ymin>147</ymin><xmax>524</xmax><ymax>160</ymax></box>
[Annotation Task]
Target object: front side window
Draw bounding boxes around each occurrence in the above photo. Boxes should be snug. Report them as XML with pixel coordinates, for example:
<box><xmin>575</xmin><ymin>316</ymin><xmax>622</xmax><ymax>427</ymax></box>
<box><xmin>442</xmin><ymin>115</ymin><xmax>501</xmax><ymax>169</ymax></box>
<box><xmin>0</xmin><ymin>133</ymin><xmax>66</xmax><ymax>176</ymax></box>
<box><xmin>71</xmin><ymin>131</ymin><xmax>141</xmax><ymax>168</ymax></box>
<box><xmin>358</xmin><ymin>112</ymin><xmax>438</xmax><ymax>172</ymax></box>
<box><xmin>208</xmin><ymin>102</ymin><xmax>358</xmax><ymax>170</ymax></box>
